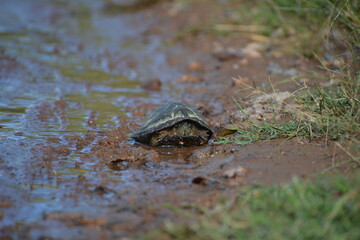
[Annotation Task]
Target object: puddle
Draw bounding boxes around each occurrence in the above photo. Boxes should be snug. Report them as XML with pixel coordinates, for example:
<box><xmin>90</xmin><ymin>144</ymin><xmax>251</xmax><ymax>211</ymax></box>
<box><xmin>0</xmin><ymin>0</ymin><xmax>349</xmax><ymax>238</ymax></box>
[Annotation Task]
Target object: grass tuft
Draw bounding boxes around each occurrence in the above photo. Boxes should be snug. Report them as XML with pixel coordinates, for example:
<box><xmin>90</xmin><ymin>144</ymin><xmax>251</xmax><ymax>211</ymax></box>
<box><xmin>217</xmin><ymin>70</ymin><xmax>360</xmax><ymax>143</ymax></box>
<box><xmin>298</xmin><ymin>75</ymin><xmax>360</xmax><ymax>140</ymax></box>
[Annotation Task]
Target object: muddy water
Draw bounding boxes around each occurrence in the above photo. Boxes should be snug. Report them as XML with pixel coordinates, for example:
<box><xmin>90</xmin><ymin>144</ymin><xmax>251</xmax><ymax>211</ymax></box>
<box><xmin>0</xmin><ymin>0</ymin><xmax>346</xmax><ymax>239</ymax></box>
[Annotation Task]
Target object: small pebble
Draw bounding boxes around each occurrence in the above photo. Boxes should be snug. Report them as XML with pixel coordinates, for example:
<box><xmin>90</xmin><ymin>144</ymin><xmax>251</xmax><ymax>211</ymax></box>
<box><xmin>230</xmin><ymin>149</ymin><xmax>238</xmax><ymax>153</ymax></box>
<box><xmin>223</xmin><ymin>166</ymin><xmax>248</xmax><ymax>178</ymax></box>
<box><xmin>141</xmin><ymin>78</ymin><xmax>162</xmax><ymax>91</ymax></box>
<box><xmin>176</xmin><ymin>74</ymin><xmax>203</xmax><ymax>83</ymax></box>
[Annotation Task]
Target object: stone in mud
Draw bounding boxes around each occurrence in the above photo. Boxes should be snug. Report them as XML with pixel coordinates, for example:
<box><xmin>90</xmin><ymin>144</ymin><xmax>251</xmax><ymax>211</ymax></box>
<box><xmin>188</xmin><ymin>146</ymin><xmax>214</xmax><ymax>164</ymax></box>
<box><xmin>130</xmin><ymin>102</ymin><xmax>213</xmax><ymax>147</ymax></box>
<box><xmin>141</xmin><ymin>78</ymin><xmax>162</xmax><ymax>91</ymax></box>
<box><xmin>212</xmin><ymin>47</ymin><xmax>244</xmax><ymax>61</ymax></box>
<box><xmin>223</xmin><ymin>166</ymin><xmax>248</xmax><ymax>178</ymax></box>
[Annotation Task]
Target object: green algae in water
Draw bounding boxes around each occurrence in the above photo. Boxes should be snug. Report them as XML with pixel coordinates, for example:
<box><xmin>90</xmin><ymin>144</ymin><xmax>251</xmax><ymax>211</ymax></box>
<box><xmin>56</xmin><ymin>166</ymin><xmax>91</xmax><ymax>176</ymax></box>
<box><xmin>60</xmin><ymin>66</ymin><xmax>138</xmax><ymax>88</ymax></box>
<box><xmin>0</xmin><ymin>106</ymin><xmax>27</xmax><ymax>114</ymax></box>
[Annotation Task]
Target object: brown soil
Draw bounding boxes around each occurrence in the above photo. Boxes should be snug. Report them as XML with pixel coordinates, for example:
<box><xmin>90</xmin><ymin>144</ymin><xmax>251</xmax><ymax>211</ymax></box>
<box><xmin>0</xmin><ymin>0</ymin><xmax>350</xmax><ymax>239</ymax></box>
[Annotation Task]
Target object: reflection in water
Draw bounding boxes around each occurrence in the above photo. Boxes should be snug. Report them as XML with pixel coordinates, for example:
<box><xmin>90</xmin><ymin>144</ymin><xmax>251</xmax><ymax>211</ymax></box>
<box><xmin>0</xmin><ymin>0</ymin><xmax>152</xmax><ymax>136</ymax></box>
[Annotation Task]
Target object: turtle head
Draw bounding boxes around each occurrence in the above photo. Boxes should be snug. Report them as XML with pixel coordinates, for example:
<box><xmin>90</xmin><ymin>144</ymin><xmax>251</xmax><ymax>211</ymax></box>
<box><xmin>172</xmin><ymin>121</ymin><xmax>198</xmax><ymax>136</ymax></box>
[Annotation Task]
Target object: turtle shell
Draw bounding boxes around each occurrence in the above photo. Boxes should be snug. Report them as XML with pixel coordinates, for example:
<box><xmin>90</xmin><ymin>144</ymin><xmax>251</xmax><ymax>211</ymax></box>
<box><xmin>130</xmin><ymin>102</ymin><xmax>213</xmax><ymax>146</ymax></box>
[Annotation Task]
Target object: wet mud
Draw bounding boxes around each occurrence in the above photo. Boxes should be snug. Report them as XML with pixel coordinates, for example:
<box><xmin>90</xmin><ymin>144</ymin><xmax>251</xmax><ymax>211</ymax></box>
<box><xmin>0</xmin><ymin>0</ymin><xmax>350</xmax><ymax>239</ymax></box>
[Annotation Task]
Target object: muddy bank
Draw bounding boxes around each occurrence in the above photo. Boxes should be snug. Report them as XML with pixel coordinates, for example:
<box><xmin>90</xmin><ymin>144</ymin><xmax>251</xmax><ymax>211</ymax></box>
<box><xmin>0</xmin><ymin>0</ymin><xmax>349</xmax><ymax>239</ymax></box>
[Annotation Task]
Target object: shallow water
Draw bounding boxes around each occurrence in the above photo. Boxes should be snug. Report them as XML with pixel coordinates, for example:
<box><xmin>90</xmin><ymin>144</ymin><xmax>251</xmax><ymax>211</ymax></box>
<box><xmin>0</xmin><ymin>0</ymin><xmax>168</xmax><ymax>234</ymax></box>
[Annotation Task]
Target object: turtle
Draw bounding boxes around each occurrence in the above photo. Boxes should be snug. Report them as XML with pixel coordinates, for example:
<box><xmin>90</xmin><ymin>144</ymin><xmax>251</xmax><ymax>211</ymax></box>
<box><xmin>130</xmin><ymin>102</ymin><xmax>213</xmax><ymax>147</ymax></box>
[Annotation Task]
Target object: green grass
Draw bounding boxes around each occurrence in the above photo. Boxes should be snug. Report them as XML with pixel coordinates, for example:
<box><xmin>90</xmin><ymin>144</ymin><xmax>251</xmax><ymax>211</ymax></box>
<box><xmin>298</xmin><ymin>76</ymin><xmax>360</xmax><ymax>141</ymax></box>
<box><xmin>216</xmin><ymin>71</ymin><xmax>360</xmax><ymax>146</ymax></box>
<box><xmin>148</xmin><ymin>172</ymin><xmax>360</xmax><ymax>240</ymax></box>
<box><xmin>216</xmin><ymin>119</ymin><xmax>314</xmax><ymax>145</ymax></box>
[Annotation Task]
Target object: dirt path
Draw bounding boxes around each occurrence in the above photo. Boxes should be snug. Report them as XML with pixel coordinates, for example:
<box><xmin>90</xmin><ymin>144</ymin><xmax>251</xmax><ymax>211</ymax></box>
<box><xmin>0</xmin><ymin>1</ymin><xmax>348</xmax><ymax>239</ymax></box>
